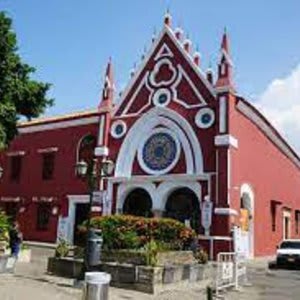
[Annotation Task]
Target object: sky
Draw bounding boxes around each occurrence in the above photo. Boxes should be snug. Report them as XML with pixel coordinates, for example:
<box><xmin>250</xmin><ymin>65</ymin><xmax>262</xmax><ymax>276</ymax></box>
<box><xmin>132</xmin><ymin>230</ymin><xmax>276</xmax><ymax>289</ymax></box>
<box><xmin>1</xmin><ymin>1</ymin><xmax>300</xmax><ymax>151</ymax></box>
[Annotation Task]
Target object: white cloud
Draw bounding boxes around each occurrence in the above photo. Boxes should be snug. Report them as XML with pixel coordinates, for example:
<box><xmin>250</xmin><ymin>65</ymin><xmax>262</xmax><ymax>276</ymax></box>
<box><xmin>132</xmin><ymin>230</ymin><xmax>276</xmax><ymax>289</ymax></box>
<box><xmin>256</xmin><ymin>64</ymin><xmax>300</xmax><ymax>153</ymax></box>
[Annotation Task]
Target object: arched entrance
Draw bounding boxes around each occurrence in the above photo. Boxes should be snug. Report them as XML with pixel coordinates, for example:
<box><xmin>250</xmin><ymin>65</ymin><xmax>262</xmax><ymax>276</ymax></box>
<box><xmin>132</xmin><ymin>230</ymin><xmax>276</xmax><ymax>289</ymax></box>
<box><xmin>163</xmin><ymin>188</ymin><xmax>200</xmax><ymax>231</ymax></box>
<box><xmin>238</xmin><ymin>184</ymin><xmax>255</xmax><ymax>258</ymax></box>
<box><xmin>123</xmin><ymin>188</ymin><xmax>153</xmax><ymax>217</ymax></box>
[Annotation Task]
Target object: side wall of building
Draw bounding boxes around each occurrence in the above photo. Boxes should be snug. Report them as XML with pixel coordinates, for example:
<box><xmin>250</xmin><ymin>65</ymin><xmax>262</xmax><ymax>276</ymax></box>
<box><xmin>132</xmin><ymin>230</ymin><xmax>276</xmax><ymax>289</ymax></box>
<box><xmin>230</xmin><ymin>99</ymin><xmax>300</xmax><ymax>256</ymax></box>
<box><xmin>0</xmin><ymin>122</ymin><xmax>99</xmax><ymax>242</ymax></box>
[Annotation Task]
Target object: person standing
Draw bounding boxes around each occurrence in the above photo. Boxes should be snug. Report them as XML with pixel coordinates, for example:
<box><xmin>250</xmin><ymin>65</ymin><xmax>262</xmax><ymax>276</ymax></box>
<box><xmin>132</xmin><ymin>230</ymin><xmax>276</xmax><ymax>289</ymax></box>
<box><xmin>9</xmin><ymin>221</ymin><xmax>23</xmax><ymax>258</ymax></box>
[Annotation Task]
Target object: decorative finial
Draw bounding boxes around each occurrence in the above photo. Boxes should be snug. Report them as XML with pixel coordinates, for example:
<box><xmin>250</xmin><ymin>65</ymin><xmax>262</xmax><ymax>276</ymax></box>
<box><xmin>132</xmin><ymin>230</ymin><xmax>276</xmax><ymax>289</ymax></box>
<box><xmin>164</xmin><ymin>9</ymin><xmax>172</xmax><ymax>26</ymax></box>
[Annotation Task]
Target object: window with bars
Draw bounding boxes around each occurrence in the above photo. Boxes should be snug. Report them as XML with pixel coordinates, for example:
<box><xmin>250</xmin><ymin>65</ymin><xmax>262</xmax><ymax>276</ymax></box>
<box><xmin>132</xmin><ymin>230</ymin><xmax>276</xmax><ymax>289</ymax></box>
<box><xmin>36</xmin><ymin>203</ymin><xmax>51</xmax><ymax>231</ymax></box>
<box><xmin>42</xmin><ymin>152</ymin><xmax>55</xmax><ymax>180</ymax></box>
<box><xmin>10</xmin><ymin>156</ymin><xmax>22</xmax><ymax>182</ymax></box>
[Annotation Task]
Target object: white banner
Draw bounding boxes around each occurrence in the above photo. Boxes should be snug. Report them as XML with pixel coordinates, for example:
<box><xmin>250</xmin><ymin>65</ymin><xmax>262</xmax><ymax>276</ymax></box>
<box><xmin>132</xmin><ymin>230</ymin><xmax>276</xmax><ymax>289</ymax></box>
<box><xmin>201</xmin><ymin>201</ymin><xmax>213</xmax><ymax>230</ymax></box>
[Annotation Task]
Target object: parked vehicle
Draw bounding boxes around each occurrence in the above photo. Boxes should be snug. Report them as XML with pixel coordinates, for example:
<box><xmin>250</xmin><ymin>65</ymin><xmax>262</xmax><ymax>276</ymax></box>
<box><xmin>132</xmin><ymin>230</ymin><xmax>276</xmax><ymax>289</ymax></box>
<box><xmin>276</xmin><ymin>239</ymin><xmax>300</xmax><ymax>267</ymax></box>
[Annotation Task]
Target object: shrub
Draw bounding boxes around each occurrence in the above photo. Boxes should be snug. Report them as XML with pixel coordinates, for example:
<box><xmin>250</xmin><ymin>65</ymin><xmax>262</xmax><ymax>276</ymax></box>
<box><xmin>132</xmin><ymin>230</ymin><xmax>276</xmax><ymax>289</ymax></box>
<box><xmin>83</xmin><ymin>215</ymin><xmax>196</xmax><ymax>251</ymax></box>
<box><xmin>55</xmin><ymin>238</ymin><xmax>70</xmax><ymax>258</ymax></box>
<box><xmin>0</xmin><ymin>210</ymin><xmax>10</xmax><ymax>242</ymax></box>
<box><xmin>143</xmin><ymin>240</ymin><xmax>159</xmax><ymax>267</ymax></box>
<box><xmin>193</xmin><ymin>249</ymin><xmax>209</xmax><ymax>264</ymax></box>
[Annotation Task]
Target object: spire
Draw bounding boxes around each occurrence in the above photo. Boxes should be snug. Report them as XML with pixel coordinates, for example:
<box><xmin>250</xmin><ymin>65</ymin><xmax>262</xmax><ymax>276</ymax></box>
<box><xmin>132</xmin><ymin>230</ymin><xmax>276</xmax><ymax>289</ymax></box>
<box><xmin>221</xmin><ymin>27</ymin><xmax>229</xmax><ymax>54</ymax></box>
<box><xmin>99</xmin><ymin>58</ymin><xmax>114</xmax><ymax>109</ymax></box>
<box><xmin>215</xmin><ymin>28</ymin><xmax>234</xmax><ymax>91</ymax></box>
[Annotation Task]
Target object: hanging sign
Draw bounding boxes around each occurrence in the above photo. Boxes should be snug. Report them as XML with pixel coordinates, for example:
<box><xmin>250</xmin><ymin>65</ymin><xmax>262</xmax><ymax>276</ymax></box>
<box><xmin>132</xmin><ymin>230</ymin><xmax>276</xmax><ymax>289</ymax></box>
<box><xmin>92</xmin><ymin>191</ymin><xmax>107</xmax><ymax>204</ymax></box>
<box><xmin>201</xmin><ymin>200</ymin><xmax>213</xmax><ymax>231</ymax></box>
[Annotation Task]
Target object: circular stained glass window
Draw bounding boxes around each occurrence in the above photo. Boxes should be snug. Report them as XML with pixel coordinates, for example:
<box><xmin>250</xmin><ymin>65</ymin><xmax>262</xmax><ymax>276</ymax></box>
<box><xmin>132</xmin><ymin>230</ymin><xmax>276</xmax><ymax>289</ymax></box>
<box><xmin>111</xmin><ymin>120</ymin><xmax>127</xmax><ymax>138</ymax></box>
<box><xmin>158</xmin><ymin>93</ymin><xmax>168</xmax><ymax>104</ymax></box>
<box><xmin>153</xmin><ymin>88</ymin><xmax>171</xmax><ymax>107</ymax></box>
<box><xmin>201</xmin><ymin>113</ymin><xmax>212</xmax><ymax>125</ymax></box>
<box><xmin>115</xmin><ymin>124</ymin><xmax>123</xmax><ymax>135</ymax></box>
<box><xmin>141</xmin><ymin>132</ymin><xmax>179</xmax><ymax>173</ymax></box>
<box><xmin>195</xmin><ymin>108</ymin><xmax>215</xmax><ymax>129</ymax></box>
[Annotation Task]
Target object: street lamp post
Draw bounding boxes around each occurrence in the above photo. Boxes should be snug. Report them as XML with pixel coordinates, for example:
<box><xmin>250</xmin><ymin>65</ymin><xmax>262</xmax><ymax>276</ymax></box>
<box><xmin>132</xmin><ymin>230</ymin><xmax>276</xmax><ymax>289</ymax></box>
<box><xmin>75</xmin><ymin>158</ymin><xmax>114</xmax><ymax>271</ymax></box>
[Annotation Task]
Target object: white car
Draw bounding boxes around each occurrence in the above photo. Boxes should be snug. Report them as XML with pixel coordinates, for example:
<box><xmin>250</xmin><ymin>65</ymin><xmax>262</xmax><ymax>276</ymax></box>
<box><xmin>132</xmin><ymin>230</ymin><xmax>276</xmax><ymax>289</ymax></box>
<box><xmin>276</xmin><ymin>239</ymin><xmax>300</xmax><ymax>267</ymax></box>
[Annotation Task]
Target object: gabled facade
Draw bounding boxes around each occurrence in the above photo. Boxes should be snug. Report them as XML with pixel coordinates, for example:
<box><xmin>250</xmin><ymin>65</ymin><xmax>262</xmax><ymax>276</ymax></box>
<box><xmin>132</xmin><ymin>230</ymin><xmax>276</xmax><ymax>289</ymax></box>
<box><xmin>1</xmin><ymin>14</ymin><xmax>300</xmax><ymax>257</ymax></box>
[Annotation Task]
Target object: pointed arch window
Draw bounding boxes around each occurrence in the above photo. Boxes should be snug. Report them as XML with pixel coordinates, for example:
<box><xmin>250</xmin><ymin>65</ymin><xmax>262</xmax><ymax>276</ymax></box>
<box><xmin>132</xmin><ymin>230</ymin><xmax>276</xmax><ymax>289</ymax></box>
<box><xmin>77</xmin><ymin>134</ymin><xmax>97</xmax><ymax>165</ymax></box>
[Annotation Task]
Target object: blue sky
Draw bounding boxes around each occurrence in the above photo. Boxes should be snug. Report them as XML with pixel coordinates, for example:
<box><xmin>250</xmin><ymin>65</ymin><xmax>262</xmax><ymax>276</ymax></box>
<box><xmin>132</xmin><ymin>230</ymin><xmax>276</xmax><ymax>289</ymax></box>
<box><xmin>1</xmin><ymin>1</ymin><xmax>300</xmax><ymax>118</ymax></box>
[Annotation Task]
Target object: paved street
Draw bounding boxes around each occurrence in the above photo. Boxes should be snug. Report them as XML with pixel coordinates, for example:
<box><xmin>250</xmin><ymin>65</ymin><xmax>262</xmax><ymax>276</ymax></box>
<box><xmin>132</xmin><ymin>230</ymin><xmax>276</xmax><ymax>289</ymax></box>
<box><xmin>1</xmin><ymin>248</ymin><xmax>300</xmax><ymax>299</ymax></box>
<box><xmin>222</xmin><ymin>260</ymin><xmax>300</xmax><ymax>300</ymax></box>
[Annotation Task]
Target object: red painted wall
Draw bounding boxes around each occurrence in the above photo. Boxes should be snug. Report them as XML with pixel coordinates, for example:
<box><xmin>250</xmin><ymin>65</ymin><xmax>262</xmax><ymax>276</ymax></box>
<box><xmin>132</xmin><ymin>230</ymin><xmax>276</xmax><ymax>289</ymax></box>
<box><xmin>0</xmin><ymin>119</ymin><xmax>101</xmax><ymax>242</ymax></box>
<box><xmin>230</xmin><ymin>98</ymin><xmax>300</xmax><ymax>256</ymax></box>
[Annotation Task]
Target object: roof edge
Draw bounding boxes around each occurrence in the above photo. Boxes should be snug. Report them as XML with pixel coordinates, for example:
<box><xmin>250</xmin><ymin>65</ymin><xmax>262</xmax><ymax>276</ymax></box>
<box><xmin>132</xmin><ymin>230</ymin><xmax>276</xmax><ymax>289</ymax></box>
<box><xmin>236</xmin><ymin>97</ymin><xmax>300</xmax><ymax>169</ymax></box>
<box><xmin>18</xmin><ymin>107</ymin><xmax>109</xmax><ymax>128</ymax></box>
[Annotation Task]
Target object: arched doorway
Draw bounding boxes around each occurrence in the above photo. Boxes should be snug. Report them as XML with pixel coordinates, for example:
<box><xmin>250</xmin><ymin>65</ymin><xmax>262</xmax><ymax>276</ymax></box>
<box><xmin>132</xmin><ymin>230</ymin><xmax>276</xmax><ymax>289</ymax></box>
<box><xmin>164</xmin><ymin>188</ymin><xmax>200</xmax><ymax>231</ymax></box>
<box><xmin>238</xmin><ymin>184</ymin><xmax>255</xmax><ymax>258</ymax></box>
<box><xmin>123</xmin><ymin>188</ymin><xmax>153</xmax><ymax>217</ymax></box>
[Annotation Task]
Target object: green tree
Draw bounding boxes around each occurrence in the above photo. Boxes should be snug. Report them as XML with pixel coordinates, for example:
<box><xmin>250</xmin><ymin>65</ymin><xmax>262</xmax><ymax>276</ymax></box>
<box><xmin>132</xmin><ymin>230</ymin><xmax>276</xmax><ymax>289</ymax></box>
<box><xmin>0</xmin><ymin>11</ymin><xmax>53</xmax><ymax>148</ymax></box>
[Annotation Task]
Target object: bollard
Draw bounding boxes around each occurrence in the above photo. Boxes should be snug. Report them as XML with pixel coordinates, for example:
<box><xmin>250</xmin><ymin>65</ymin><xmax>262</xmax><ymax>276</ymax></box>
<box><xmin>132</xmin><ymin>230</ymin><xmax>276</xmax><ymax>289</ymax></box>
<box><xmin>206</xmin><ymin>285</ymin><xmax>213</xmax><ymax>300</ymax></box>
<box><xmin>82</xmin><ymin>272</ymin><xmax>111</xmax><ymax>300</ymax></box>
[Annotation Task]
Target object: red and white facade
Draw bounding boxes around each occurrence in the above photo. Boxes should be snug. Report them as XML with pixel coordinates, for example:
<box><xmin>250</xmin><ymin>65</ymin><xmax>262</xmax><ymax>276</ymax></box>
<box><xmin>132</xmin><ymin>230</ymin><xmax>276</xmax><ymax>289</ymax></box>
<box><xmin>1</xmin><ymin>14</ymin><xmax>300</xmax><ymax>258</ymax></box>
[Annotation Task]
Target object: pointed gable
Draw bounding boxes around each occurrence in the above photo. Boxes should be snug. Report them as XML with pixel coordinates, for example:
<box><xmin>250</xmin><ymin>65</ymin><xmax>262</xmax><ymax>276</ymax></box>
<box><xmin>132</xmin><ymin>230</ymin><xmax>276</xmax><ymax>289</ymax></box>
<box><xmin>114</xmin><ymin>26</ymin><xmax>216</xmax><ymax>117</ymax></box>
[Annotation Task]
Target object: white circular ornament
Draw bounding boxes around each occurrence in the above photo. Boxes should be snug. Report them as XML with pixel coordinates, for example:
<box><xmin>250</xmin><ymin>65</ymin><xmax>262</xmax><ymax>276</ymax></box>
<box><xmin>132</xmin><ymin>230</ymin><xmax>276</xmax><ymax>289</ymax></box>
<box><xmin>152</xmin><ymin>88</ymin><xmax>171</xmax><ymax>107</ymax></box>
<box><xmin>195</xmin><ymin>108</ymin><xmax>215</xmax><ymax>129</ymax></box>
<box><xmin>111</xmin><ymin>120</ymin><xmax>127</xmax><ymax>138</ymax></box>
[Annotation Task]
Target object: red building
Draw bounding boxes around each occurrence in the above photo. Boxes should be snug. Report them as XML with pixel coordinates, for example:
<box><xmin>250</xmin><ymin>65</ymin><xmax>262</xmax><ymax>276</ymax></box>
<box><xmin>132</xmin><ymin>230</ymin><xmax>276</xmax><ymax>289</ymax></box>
<box><xmin>1</xmin><ymin>14</ymin><xmax>300</xmax><ymax>258</ymax></box>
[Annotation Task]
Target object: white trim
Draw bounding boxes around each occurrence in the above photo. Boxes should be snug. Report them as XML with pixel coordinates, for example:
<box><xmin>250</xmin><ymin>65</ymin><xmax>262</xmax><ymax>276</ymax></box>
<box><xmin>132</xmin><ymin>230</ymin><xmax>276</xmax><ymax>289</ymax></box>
<box><xmin>66</xmin><ymin>195</ymin><xmax>90</xmax><ymax>244</ymax></box>
<box><xmin>221</xmin><ymin>49</ymin><xmax>234</xmax><ymax>67</ymax></box>
<box><xmin>0</xmin><ymin>196</ymin><xmax>21</xmax><ymax>202</ymax></box>
<box><xmin>195</xmin><ymin>107</ymin><xmax>215</xmax><ymax>129</ymax></box>
<box><xmin>110</xmin><ymin>120</ymin><xmax>127</xmax><ymax>139</ymax></box>
<box><xmin>219</xmin><ymin>96</ymin><xmax>227</xmax><ymax>133</ymax></box>
<box><xmin>37</xmin><ymin>147</ymin><xmax>58</xmax><ymax>154</ymax></box>
<box><xmin>121</xmin><ymin>74</ymin><xmax>150</xmax><ymax>116</ymax></box>
<box><xmin>154</xmin><ymin>43</ymin><xmax>174</xmax><ymax>60</ymax></box>
<box><xmin>94</xmin><ymin>146</ymin><xmax>109</xmax><ymax>157</ymax></box>
<box><xmin>110</xmin><ymin>173</ymin><xmax>210</xmax><ymax>183</ymax></box>
<box><xmin>165</xmin><ymin>26</ymin><xmax>216</xmax><ymax>96</ymax></box>
<box><xmin>116</xmin><ymin>179</ymin><xmax>202</xmax><ymax>213</ymax></box>
<box><xmin>227</xmin><ymin>149</ymin><xmax>231</xmax><ymax>205</ymax></box>
<box><xmin>157</xmin><ymin>180</ymin><xmax>202</xmax><ymax>212</ymax></box>
<box><xmin>152</xmin><ymin>88</ymin><xmax>171</xmax><ymax>107</ymax></box>
<box><xmin>215</xmin><ymin>134</ymin><xmax>238</xmax><ymax>148</ymax></box>
<box><xmin>216</xmin><ymin>149</ymin><xmax>219</xmax><ymax>205</ymax></box>
<box><xmin>198</xmin><ymin>235</ymin><xmax>233</xmax><ymax>241</ymax></box>
<box><xmin>149</xmin><ymin>58</ymin><xmax>177</xmax><ymax>87</ymax></box>
<box><xmin>76</xmin><ymin>134</ymin><xmax>97</xmax><ymax>162</ymax></box>
<box><xmin>18</xmin><ymin>116</ymin><xmax>100</xmax><ymax>134</ymax></box>
<box><xmin>116</xmin><ymin>182</ymin><xmax>156</xmax><ymax>213</ymax></box>
<box><xmin>215</xmin><ymin>86</ymin><xmax>235</xmax><ymax>94</ymax></box>
<box><xmin>115</xmin><ymin>107</ymin><xmax>203</xmax><ymax>177</ymax></box>
<box><xmin>113</xmin><ymin>26</ymin><xmax>215</xmax><ymax>115</ymax></box>
<box><xmin>137</xmin><ymin>128</ymin><xmax>181</xmax><ymax>175</ymax></box>
<box><xmin>97</xmin><ymin>115</ymin><xmax>105</xmax><ymax>146</ymax></box>
<box><xmin>6</xmin><ymin>151</ymin><xmax>26</xmax><ymax>156</ymax></box>
<box><xmin>237</xmin><ymin>100</ymin><xmax>300</xmax><ymax>168</ymax></box>
<box><xmin>214</xmin><ymin>207</ymin><xmax>238</xmax><ymax>216</ymax></box>
<box><xmin>172</xmin><ymin>65</ymin><xmax>207</xmax><ymax>108</ymax></box>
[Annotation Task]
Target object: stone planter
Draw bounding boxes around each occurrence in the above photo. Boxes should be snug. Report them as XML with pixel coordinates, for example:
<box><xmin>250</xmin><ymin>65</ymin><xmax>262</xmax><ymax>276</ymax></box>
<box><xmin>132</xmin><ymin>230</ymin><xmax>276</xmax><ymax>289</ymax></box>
<box><xmin>18</xmin><ymin>249</ymin><xmax>31</xmax><ymax>263</ymax></box>
<box><xmin>47</xmin><ymin>257</ymin><xmax>83</xmax><ymax>278</ymax></box>
<box><xmin>47</xmin><ymin>255</ymin><xmax>213</xmax><ymax>294</ymax></box>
